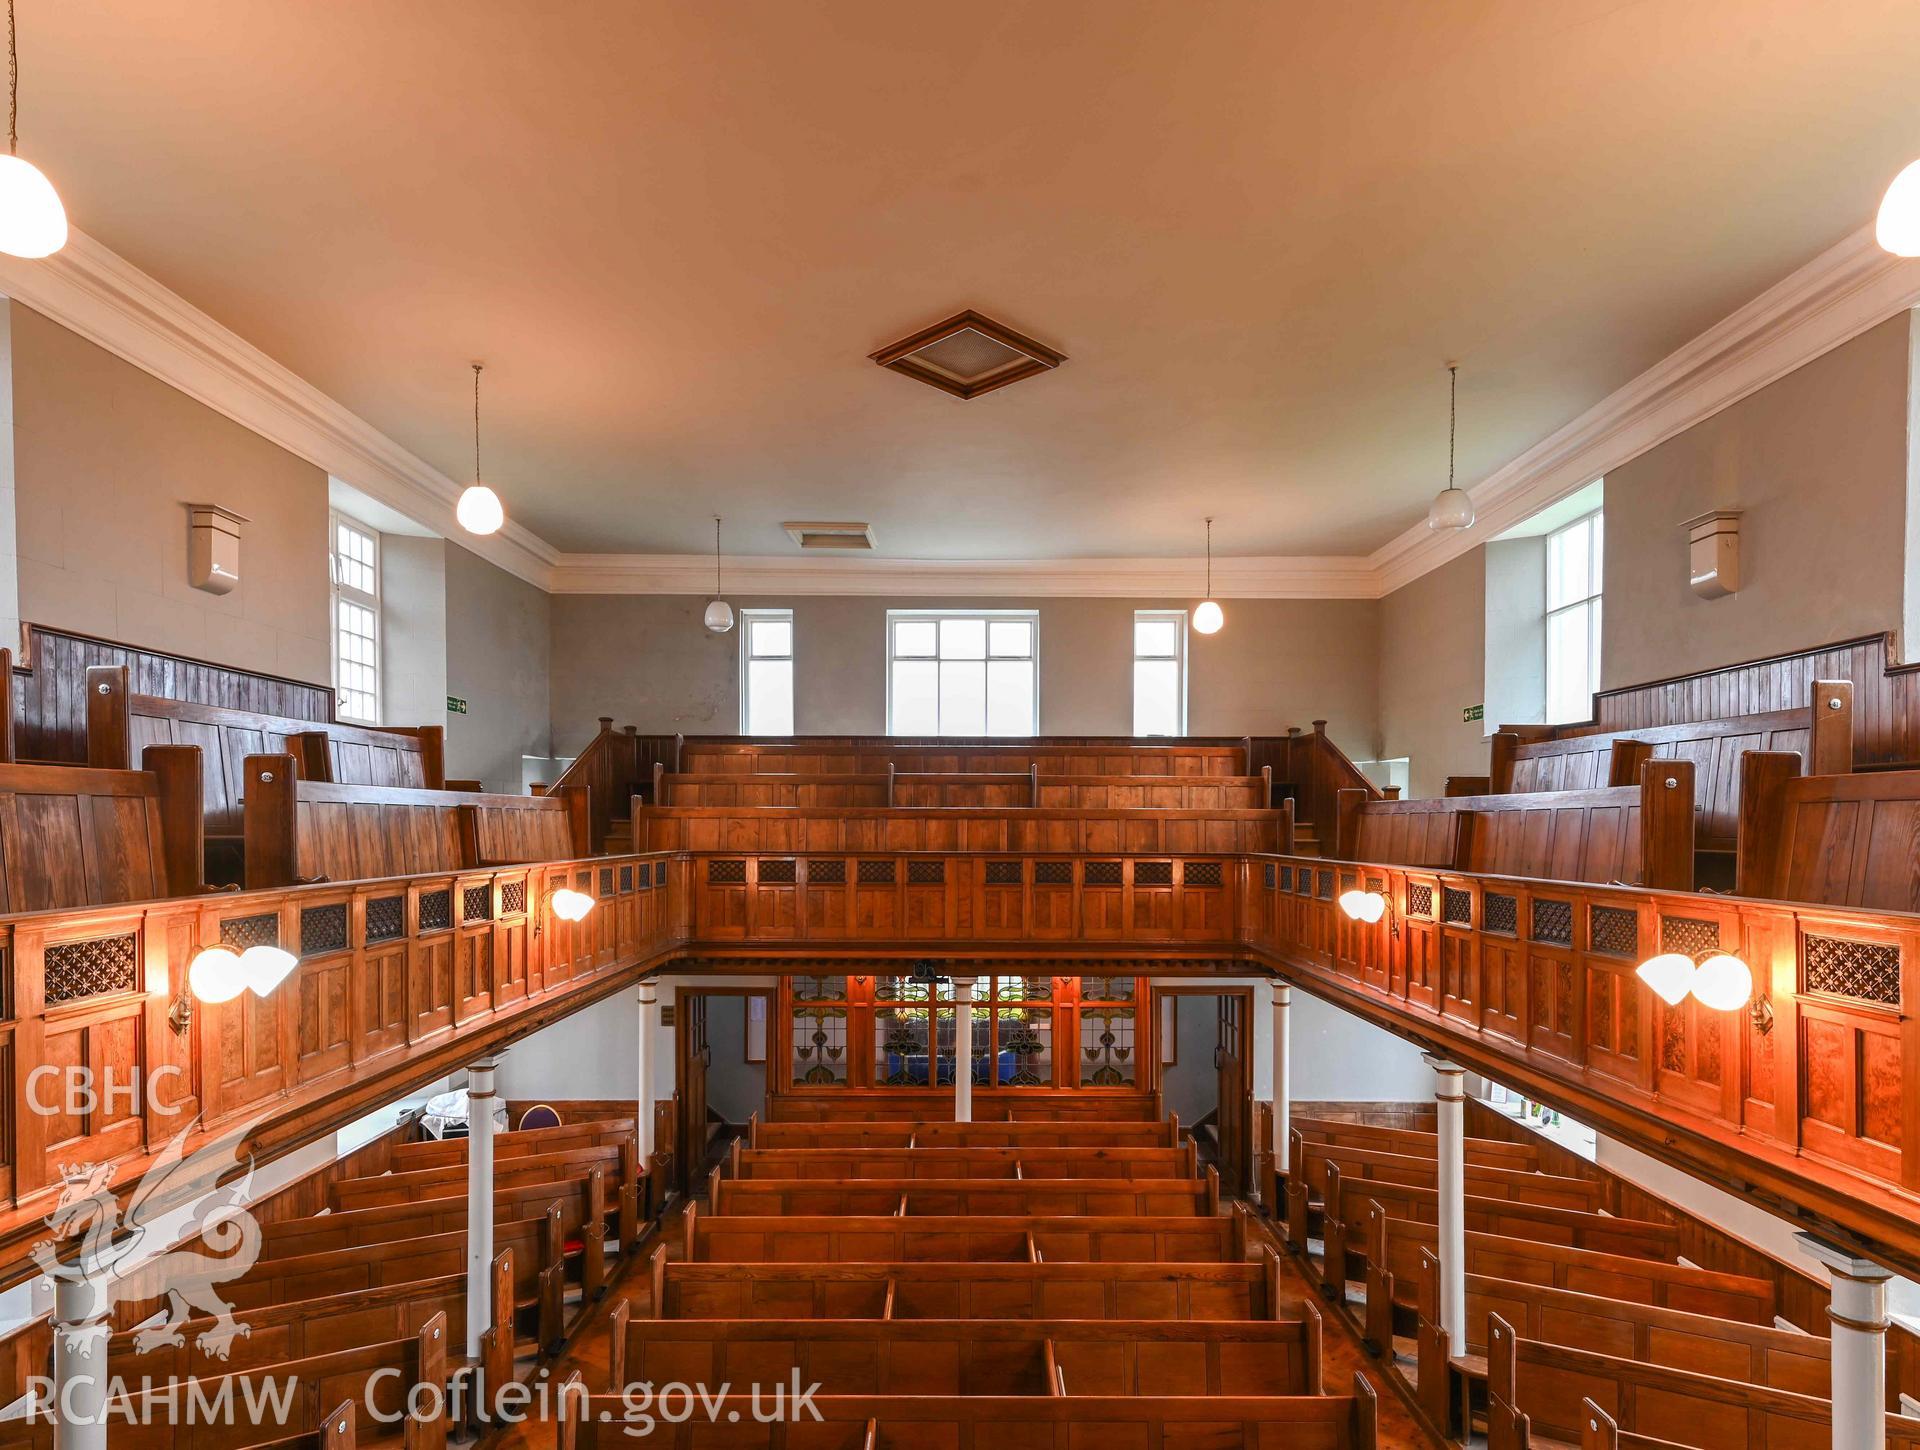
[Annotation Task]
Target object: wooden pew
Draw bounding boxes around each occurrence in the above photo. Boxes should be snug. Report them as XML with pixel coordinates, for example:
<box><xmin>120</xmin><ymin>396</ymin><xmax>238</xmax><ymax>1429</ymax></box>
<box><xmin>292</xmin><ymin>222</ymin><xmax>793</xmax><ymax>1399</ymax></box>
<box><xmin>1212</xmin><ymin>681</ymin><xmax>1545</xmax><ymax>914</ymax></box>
<box><xmin>686</xmin><ymin>1205</ymin><xmax>1248</xmax><ymax>1264</ymax></box>
<box><xmin>1413</xmin><ymin>1251</ymin><xmax>1831</xmax><ymax>1439</ymax></box>
<box><xmin>614</xmin><ymin>1316</ymin><xmax>1324</xmax><ymax>1397</ymax></box>
<box><xmin>631</xmin><ymin>802</ymin><xmax>1287</xmax><ymax>854</ymax></box>
<box><xmin>1486</xmin><ymin>1314</ymin><xmax>1920</xmax><ymax>1450</ymax></box>
<box><xmin>1290</xmin><ymin>1114</ymin><xmax>1543</xmax><ymax>1172</ymax></box>
<box><xmin>761</xmin><ymin>1090</ymin><xmax>1165</xmax><ymax>1123</ymax></box>
<box><xmin>651</xmin><ymin>1247</ymin><xmax>1288</xmax><ymax>1321</ymax></box>
<box><xmin>88</xmin><ymin>664</ymin><xmax>449</xmax><ymax>833</ymax></box>
<box><xmin>105</xmin><ymin>1314</ymin><xmax>447</xmax><ymax>1450</ymax></box>
<box><xmin>560</xmin><ymin>1386</ymin><xmax>1381</xmax><ymax>1450</ymax></box>
<box><xmin>106</xmin><ymin>1257</ymin><xmax>513</xmax><ymax>1407</ymax></box>
<box><xmin>1291</xmin><ymin>1131</ymin><xmax>1604</xmax><ymax>1214</ymax></box>
<box><xmin>130</xmin><ymin>1206</ymin><xmax>571</xmax><ymax>1354</ymax></box>
<box><xmin>328</xmin><ymin>1147</ymin><xmax>632</xmax><ymax>1254</ymax></box>
<box><xmin>748</xmin><ymin>1117</ymin><xmax>1175</xmax><ymax>1149</ymax></box>
<box><xmin>1459</xmin><ymin>681</ymin><xmax>1851</xmax><ymax>858</ymax></box>
<box><xmin>0</xmin><ymin>750</ymin><xmax>206</xmax><ymax>910</ymax></box>
<box><xmin>1336</xmin><ymin>761</ymin><xmax>1695</xmax><ymax>889</ymax></box>
<box><xmin>1735</xmin><ymin>750</ymin><xmax>1920</xmax><ymax>910</ymax></box>
<box><xmin>1576</xmin><ymin>1401</ymin><xmax>1691</xmax><ymax>1450</ymax></box>
<box><xmin>730</xmin><ymin>1143</ymin><xmax>1196</xmax><ymax>1180</ymax></box>
<box><xmin>655</xmin><ymin>771</ymin><xmax>892</xmax><ymax>807</ymax></box>
<box><xmin>242</xmin><ymin>754</ymin><xmax>589</xmax><ymax>886</ymax></box>
<box><xmin>675</xmin><ymin>737</ymin><xmax>1251</xmax><ymax>777</ymax></box>
<box><xmin>707</xmin><ymin>1171</ymin><xmax>1217</xmax><ymax>1218</ymax></box>
<box><xmin>1356</xmin><ymin>1207</ymin><xmax>1775</xmax><ymax>1353</ymax></box>
<box><xmin>658</xmin><ymin>768</ymin><xmax>1274</xmax><ymax>810</ymax></box>
<box><xmin>0</xmin><ymin>1403</ymin><xmax>359</xmax><ymax>1450</ymax></box>
<box><xmin>379</xmin><ymin>1128</ymin><xmax>642</xmax><ymax>1244</ymax></box>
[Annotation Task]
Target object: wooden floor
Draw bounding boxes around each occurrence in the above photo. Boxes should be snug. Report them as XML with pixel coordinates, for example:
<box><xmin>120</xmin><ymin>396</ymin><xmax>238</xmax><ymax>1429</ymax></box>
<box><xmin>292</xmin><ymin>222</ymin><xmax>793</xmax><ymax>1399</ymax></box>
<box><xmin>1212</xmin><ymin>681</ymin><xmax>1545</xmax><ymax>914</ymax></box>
<box><xmin>495</xmin><ymin>1145</ymin><xmax>1436</xmax><ymax>1449</ymax></box>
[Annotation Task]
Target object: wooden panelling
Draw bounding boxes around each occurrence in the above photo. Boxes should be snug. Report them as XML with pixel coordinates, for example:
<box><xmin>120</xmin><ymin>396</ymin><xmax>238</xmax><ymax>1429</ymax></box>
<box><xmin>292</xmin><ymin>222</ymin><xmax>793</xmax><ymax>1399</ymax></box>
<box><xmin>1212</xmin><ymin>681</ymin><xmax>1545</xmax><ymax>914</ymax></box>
<box><xmin>1739</xmin><ymin>757</ymin><xmax>1920</xmax><ymax>913</ymax></box>
<box><xmin>678</xmin><ymin>737</ymin><xmax>1249</xmax><ymax>777</ymax></box>
<box><xmin>13</xmin><ymin>621</ymin><xmax>336</xmax><ymax>764</ymax></box>
<box><xmin>0</xmin><ymin>753</ymin><xmax>203</xmax><ymax>912</ymax></box>
<box><xmin>635</xmin><ymin>805</ymin><xmax>1284</xmax><ymax>855</ymax></box>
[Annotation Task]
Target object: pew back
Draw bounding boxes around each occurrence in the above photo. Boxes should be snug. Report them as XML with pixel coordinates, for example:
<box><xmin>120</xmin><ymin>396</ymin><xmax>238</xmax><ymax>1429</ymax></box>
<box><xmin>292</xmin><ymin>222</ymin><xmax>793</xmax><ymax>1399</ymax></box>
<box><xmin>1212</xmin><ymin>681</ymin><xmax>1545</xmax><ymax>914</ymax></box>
<box><xmin>0</xmin><ymin>751</ymin><xmax>204</xmax><ymax>911</ymax></box>
<box><xmin>1736</xmin><ymin>755</ymin><xmax>1920</xmax><ymax>910</ymax></box>
<box><xmin>688</xmin><ymin>1208</ymin><xmax>1243</xmax><ymax>1263</ymax></box>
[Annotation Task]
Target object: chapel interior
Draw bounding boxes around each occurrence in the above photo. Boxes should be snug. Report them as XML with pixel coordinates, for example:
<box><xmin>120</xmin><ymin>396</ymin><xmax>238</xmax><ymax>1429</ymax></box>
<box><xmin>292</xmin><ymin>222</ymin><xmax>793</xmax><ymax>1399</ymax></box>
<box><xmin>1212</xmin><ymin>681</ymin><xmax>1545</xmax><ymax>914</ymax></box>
<box><xmin>0</xmin><ymin>4</ymin><xmax>1914</xmax><ymax>1448</ymax></box>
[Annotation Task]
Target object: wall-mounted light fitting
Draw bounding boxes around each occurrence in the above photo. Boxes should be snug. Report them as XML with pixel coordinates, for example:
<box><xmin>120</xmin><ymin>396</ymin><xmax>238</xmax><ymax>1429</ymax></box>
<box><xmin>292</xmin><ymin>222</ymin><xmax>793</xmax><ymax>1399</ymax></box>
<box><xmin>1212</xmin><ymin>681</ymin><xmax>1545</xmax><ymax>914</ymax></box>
<box><xmin>188</xmin><ymin>505</ymin><xmax>248</xmax><ymax>595</ymax></box>
<box><xmin>186</xmin><ymin>942</ymin><xmax>298</xmax><ymax>1006</ymax></box>
<box><xmin>551</xmin><ymin>887</ymin><xmax>596</xmax><ymax>922</ymax></box>
<box><xmin>1683</xmin><ymin>510</ymin><xmax>1741</xmax><ymax>600</ymax></box>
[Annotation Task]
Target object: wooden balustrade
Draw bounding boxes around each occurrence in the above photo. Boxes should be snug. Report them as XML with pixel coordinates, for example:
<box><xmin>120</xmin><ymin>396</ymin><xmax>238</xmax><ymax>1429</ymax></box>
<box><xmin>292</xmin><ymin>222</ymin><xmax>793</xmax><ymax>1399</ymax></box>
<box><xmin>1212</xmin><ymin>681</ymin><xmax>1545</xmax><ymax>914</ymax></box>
<box><xmin>0</xmin><ymin>851</ymin><xmax>683</xmax><ymax>1283</ymax></box>
<box><xmin>1239</xmin><ymin>851</ymin><xmax>1920</xmax><ymax>1281</ymax></box>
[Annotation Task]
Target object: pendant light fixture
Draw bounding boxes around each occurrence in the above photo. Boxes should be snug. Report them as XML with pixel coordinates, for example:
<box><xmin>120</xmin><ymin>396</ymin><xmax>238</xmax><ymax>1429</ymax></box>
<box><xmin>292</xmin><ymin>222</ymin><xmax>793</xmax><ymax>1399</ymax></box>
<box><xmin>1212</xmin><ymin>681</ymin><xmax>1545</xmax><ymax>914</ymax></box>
<box><xmin>704</xmin><ymin>516</ymin><xmax>735</xmax><ymax>633</ymax></box>
<box><xmin>456</xmin><ymin>363</ymin><xmax>506</xmax><ymax>536</ymax></box>
<box><xmin>1876</xmin><ymin>157</ymin><xmax>1920</xmax><ymax>256</ymax></box>
<box><xmin>0</xmin><ymin>0</ymin><xmax>66</xmax><ymax>259</ymax></box>
<box><xmin>1426</xmin><ymin>363</ymin><xmax>1475</xmax><ymax>532</ymax></box>
<box><xmin>1192</xmin><ymin>517</ymin><xmax>1224</xmax><ymax>635</ymax></box>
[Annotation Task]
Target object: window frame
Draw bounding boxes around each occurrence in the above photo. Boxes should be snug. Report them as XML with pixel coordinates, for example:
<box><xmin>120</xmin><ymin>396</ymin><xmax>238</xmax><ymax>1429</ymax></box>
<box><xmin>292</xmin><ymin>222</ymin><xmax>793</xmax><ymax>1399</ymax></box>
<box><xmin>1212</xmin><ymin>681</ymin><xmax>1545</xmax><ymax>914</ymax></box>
<box><xmin>738</xmin><ymin>607</ymin><xmax>795</xmax><ymax>736</ymax></box>
<box><xmin>1131</xmin><ymin>608</ymin><xmax>1189</xmax><ymax>737</ymax></box>
<box><xmin>884</xmin><ymin>608</ymin><xmax>1040</xmax><ymax>737</ymax></box>
<box><xmin>328</xmin><ymin>511</ymin><xmax>381</xmax><ymax>726</ymax></box>
<box><xmin>1544</xmin><ymin>509</ymin><xmax>1604</xmax><ymax>726</ymax></box>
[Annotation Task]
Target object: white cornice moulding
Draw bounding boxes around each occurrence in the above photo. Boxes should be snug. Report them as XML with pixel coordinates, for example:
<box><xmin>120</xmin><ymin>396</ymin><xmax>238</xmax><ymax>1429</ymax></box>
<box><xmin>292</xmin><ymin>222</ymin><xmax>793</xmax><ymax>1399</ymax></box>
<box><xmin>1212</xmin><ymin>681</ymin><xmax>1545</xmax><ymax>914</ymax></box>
<box><xmin>1</xmin><ymin>222</ymin><xmax>1915</xmax><ymax>601</ymax></box>
<box><xmin>1367</xmin><ymin>223</ymin><xmax>1920</xmax><ymax>595</ymax></box>
<box><xmin>0</xmin><ymin>229</ymin><xmax>558</xmax><ymax>590</ymax></box>
<box><xmin>547</xmin><ymin>553</ymin><xmax>1381</xmax><ymax>599</ymax></box>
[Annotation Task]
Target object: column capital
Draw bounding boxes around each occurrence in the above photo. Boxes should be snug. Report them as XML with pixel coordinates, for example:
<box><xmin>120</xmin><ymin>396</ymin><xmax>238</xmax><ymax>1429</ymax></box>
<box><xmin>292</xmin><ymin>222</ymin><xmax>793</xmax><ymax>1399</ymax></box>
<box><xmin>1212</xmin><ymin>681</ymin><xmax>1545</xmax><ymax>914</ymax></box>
<box><xmin>1796</xmin><ymin>1233</ymin><xmax>1895</xmax><ymax>1283</ymax></box>
<box><xmin>636</xmin><ymin>979</ymin><xmax>659</xmax><ymax>1004</ymax></box>
<box><xmin>950</xmin><ymin>975</ymin><xmax>980</xmax><ymax>1002</ymax></box>
<box><xmin>1421</xmin><ymin>1052</ymin><xmax>1465</xmax><ymax>1075</ymax></box>
<box><xmin>1270</xmin><ymin>981</ymin><xmax>1292</xmax><ymax>1005</ymax></box>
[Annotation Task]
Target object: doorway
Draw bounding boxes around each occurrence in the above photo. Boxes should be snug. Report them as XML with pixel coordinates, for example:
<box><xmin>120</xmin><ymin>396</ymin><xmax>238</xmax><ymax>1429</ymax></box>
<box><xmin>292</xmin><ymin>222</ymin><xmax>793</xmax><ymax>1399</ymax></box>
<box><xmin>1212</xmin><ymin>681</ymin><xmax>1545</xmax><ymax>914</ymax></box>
<box><xmin>674</xmin><ymin>987</ymin><xmax>772</xmax><ymax>1194</ymax></box>
<box><xmin>1157</xmin><ymin>986</ymin><xmax>1254</xmax><ymax>1195</ymax></box>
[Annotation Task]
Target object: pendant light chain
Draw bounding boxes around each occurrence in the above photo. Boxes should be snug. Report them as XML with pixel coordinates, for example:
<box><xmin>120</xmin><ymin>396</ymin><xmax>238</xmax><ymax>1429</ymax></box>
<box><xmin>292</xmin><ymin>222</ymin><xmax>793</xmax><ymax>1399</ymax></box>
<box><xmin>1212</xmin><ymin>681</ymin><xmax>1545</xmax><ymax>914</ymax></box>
<box><xmin>1204</xmin><ymin>516</ymin><xmax>1214</xmax><ymax>595</ymax></box>
<box><xmin>471</xmin><ymin>363</ymin><xmax>483</xmax><ymax>482</ymax></box>
<box><xmin>1447</xmin><ymin>363</ymin><xmax>1458</xmax><ymax>492</ymax></box>
<box><xmin>713</xmin><ymin>516</ymin><xmax>723</xmax><ymax>594</ymax></box>
<box><xmin>8</xmin><ymin>0</ymin><xmax>19</xmax><ymax>157</ymax></box>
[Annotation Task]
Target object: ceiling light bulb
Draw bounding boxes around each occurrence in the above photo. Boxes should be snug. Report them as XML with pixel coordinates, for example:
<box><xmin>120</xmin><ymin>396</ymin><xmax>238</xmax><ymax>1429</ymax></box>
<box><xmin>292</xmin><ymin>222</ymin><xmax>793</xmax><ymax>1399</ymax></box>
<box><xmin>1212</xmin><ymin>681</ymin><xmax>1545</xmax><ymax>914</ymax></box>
<box><xmin>187</xmin><ymin>946</ymin><xmax>248</xmax><ymax>1004</ymax></box>
<box><xmin>1691</xmin><ymin>953</ymin><xmax>1754</xmax><ymax>1012</ymax></box>
<box><xmin>552</xmin><ymin>887</ymin><xmax>595</xmax><ymax>922</ymax></box>
<box><xmin>704</xmin><ymin>599</ymin><xmax>735</xmax><ymax>633</ymax></box>
<box><xmin>0</xmin><ymin>154</ymin><xmax>65</xmax><ymax>259</ymax></box>
<box><xmin>1427</xmin><ymin>486</ymin><xmax>1475</xmax><ymax>531</ymax></box>
<box><xmin>240</xmin><ymin>944</ymin><xmax>299</xmax><ymax>996</ymax></box>
<box><xmin>1635</xmin><ymin>952</ymin><xmax>1697</xmax><ymax>1007</ymax></box>
<box><xmin>1192</xmin><ymin>600</ymin><xmax>1224</xmax><ymax>635</ymax></box>
<box><xmin>1876</xmin><ymin>158</ymin><xmax>1920</xmax><ymax>257</ymax></box>
<box><xmin>456</xmin><ymin>483</ymin><xmax>505</xmax><ymax>536</ymax></box>
<box><xmin>1338</xmin><ymin>889</ymin><xmax>1386</xmax><ymax>924</ymax></box>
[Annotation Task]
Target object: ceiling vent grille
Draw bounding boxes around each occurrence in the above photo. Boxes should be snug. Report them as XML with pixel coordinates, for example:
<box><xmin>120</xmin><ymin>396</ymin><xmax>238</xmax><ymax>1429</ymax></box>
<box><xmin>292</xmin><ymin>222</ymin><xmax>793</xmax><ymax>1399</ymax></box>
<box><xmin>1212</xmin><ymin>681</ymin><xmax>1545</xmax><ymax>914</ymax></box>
<box><xmin>784</xmin><ymin>522</ymin><xmax>876</xmax><ymax>551</ymax></box>
<box><xmin>870</xmin><ymin>309</ymin><xmax>1066</xmax><ymax>400</ymax></box>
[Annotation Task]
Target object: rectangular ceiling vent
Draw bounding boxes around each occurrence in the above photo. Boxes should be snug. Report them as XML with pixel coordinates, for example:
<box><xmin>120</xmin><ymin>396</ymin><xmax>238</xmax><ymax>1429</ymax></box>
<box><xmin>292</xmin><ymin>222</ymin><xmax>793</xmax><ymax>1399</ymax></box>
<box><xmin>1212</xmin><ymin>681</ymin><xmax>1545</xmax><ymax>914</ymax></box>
<box><xmin>783</xmin><ymin>521</ymin><xmax>876</xmax><ymax>551</ymax></box>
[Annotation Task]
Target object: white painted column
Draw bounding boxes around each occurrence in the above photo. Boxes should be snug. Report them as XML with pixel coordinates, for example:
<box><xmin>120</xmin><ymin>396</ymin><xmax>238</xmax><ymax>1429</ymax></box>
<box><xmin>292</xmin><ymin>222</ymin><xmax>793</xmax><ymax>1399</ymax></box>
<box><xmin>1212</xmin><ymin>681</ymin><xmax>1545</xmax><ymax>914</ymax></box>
<box><xmin>1425</xmin><ymin>1053</ymin><xmax>1468</xmax><ymax>1351</ymax></box>
<box><xmin>51</xmin><ymin>1273</ymin><xmax>109</xmax><ymax>1450</ymax></box>
<box><xmin>952</xmin><ymin>977</ymin><xmax>977</xmax><ymax>1123</ymax></box>
<box><xmin>635</xmin><ymin>979</ymin><xmax>657</xmax><ymax>1164</ymax></box>
<box><xmin>1797</xmin><ymin>1233</ymin><xmax>1893</xmax><ymax>1450</ymax></box>
<box><xmin>1271</xmin><ymin>982</ymin><xmax>1292</xmax><ymax>1182</ymax></box>
<box><xmin>464</xmin><ymin>1054</ymin><xmax>503</xmax><ymax>1360</ymax></box>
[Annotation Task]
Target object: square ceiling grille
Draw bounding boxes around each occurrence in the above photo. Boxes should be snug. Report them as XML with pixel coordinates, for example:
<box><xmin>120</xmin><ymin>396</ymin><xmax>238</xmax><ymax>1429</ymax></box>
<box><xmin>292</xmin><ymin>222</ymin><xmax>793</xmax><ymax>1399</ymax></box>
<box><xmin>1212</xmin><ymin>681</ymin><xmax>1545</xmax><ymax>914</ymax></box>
<box><xmin>870</xmin><ymin>309</ymin><xmax>1066</xmax><ymax>400</ymax></box>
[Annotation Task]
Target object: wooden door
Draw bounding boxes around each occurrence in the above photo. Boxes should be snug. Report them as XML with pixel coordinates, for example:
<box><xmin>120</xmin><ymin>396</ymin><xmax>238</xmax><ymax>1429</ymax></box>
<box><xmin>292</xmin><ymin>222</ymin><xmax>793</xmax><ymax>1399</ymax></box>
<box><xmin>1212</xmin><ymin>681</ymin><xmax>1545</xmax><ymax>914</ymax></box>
<box><xmin>676</xmin><ymin>993</ymin><xmax>711</xmax><ymax>1195</ymax></box>
<box><xmin>1215</xmin><ymin>994</ymin><xmax>1250</xmax><ymax>1194</ymax></box>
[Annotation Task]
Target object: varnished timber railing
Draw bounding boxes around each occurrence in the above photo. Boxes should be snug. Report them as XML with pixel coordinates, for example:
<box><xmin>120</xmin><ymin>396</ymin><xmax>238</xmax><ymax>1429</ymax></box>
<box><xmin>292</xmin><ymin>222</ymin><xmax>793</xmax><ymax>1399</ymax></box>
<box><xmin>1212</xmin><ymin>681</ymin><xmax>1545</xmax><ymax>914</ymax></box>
<box><xmin>0</xmin><ymin>851</ymin><xmax>684</xmax><ymax>1284</ymax></box>
<box><xmin>542</xmin><ymin>719</ymin><xmax>676</xmax><ymax>852</ymax></box>
<box><xmin>1274</xmin><ymin>720</ymin><xmax>1383</xmax><ymax>850</ymax></box>
<box><xmin>1239</xmin><ymin>852</ymin><xmax>1920</xmax><ymax>1281</ymax></box>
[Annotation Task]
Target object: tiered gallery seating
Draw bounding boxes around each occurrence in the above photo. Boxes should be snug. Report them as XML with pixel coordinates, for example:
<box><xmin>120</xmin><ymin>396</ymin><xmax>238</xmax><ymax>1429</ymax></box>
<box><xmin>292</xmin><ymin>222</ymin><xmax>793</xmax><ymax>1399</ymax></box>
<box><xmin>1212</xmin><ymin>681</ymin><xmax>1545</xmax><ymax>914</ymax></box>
<box><xmin>564</xmin><ymin>1087</ymin><xmax>1380</xmax><ymax>1449</ymax></box>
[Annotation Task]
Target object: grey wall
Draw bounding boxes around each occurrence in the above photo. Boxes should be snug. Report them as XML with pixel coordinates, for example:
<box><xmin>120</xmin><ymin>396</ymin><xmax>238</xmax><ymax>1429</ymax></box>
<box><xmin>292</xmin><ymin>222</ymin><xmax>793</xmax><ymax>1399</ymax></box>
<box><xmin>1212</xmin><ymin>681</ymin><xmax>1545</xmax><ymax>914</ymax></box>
<box><xmin>11</xmin><ymin>302</ymin><xmax>333</xmax><ymax>683</ymax></box>
<box><xmin>446</xmin><ymin>542</ymin><xmax>551</xmax><ymax>791</ymax></box>
<box><xmin>380</xmin><ymin>534</ymin><xmax>447</xmax><ymax>730</ymax></box>
<box><xmin>1160</xmin><ymin>993</ymin><xmax>1224</xmax><ymax>1125</ymax></box>
<box><xmin>1376</xmin><ymin>550</ymin><xmax>1488</xmax><ymax>801</ymax></box>
<box><xmin>1603</xmin><ymin>312</ymin><xmax>1912</xmax><ymax>687</ymax></box>
<box><xmin>548</xmin><ymin>594</ymin><xmax>1379</xmax><ymax>755</ymax></box>
<box><xmin>703</xmin><ymin>995</ymin><xmax>768</xmax><ymax>1124</ymax></box>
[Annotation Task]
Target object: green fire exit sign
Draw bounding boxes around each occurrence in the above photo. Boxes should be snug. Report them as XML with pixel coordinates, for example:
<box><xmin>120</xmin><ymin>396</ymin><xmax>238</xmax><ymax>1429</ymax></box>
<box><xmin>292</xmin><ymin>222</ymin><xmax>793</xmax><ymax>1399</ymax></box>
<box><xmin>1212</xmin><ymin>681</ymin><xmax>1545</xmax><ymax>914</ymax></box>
<box><xmin>447</xmin><ymin>696</ymin><xmax>469</xmax><ymax>715</ymax></box>
<box><xmin>1462</xmin><ymin>704</ymin><xmax>1484</xmax><ymax>723</ymax></box>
